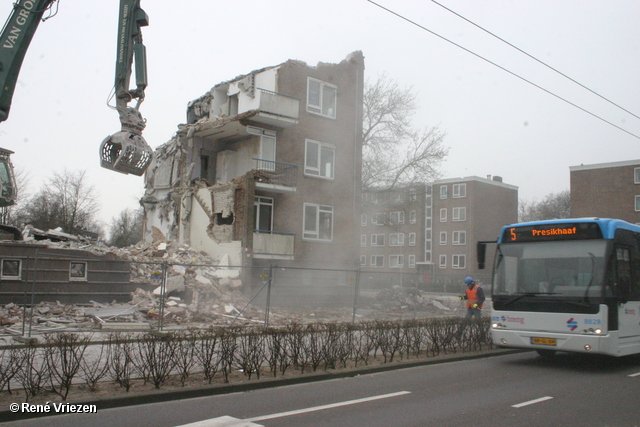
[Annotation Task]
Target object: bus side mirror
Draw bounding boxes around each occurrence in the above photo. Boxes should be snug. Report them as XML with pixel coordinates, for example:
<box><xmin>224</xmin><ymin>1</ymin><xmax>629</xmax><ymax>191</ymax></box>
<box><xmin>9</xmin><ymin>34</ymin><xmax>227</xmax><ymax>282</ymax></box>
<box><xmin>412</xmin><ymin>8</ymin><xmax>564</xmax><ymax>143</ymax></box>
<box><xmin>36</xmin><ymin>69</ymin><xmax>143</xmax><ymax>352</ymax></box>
<box><xmin>477</xmin><ymin>242</ymin><xmax>487</xmax><ymax>270</ymax></box>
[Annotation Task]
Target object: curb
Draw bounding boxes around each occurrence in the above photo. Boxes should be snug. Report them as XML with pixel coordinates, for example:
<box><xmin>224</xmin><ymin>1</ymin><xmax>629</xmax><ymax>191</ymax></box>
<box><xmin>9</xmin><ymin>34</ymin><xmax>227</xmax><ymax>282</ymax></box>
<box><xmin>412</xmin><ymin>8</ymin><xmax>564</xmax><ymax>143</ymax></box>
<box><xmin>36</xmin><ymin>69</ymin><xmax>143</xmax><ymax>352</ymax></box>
<box><xmin>0</xmin><ymin>348</ymin><xmax>522</xmax><ymax>422</ymax></box>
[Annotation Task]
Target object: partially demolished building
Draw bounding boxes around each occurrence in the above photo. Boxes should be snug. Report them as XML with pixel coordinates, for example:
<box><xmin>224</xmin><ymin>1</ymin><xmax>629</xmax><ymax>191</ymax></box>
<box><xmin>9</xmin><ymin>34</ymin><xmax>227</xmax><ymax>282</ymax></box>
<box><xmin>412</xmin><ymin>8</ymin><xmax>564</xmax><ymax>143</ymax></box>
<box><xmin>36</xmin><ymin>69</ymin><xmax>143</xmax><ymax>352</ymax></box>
<box><xmin>141</xmin><ymin>52</ymin><xmax>365</xmax><ymax>291</ymax></box>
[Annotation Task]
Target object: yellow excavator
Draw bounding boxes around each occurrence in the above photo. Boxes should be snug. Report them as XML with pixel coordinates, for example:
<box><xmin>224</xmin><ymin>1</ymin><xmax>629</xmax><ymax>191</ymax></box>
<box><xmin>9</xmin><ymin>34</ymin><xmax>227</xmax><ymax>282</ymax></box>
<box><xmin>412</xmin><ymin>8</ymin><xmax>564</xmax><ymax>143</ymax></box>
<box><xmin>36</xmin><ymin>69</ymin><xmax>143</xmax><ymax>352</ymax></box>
<box><xmin>0</xmin><ymin>0</ymin><xmax>153</xmax><ymax>205</ymax></box>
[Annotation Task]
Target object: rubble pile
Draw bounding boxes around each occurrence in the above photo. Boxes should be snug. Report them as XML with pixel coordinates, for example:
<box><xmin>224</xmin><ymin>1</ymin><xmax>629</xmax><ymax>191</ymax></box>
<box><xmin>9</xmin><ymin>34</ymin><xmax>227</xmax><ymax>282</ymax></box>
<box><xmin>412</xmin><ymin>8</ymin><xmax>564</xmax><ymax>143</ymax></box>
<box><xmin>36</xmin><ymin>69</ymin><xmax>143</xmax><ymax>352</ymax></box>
<box><xmin>0</xmin><ymin>301</ymin><xmax>93</xmax><ymax>334</ymax></box>
<box><xmin>0</xmin><ymin>236</ymin><xmax>463</xmax><ymax>333</ymax></box>
<box><xmin>364</xmin><ymin>286</ymin><xmax>462</xmax><ymax>316</ymax></box>
<box><xmin>0</xmin><ymin>238</ymin><xmax>268</xmax><ymax>333</ymax></box>
<box><xmin>93</xmin><ymin>240</ymin><xmax>266</xmax><ymax>327</ymax></box>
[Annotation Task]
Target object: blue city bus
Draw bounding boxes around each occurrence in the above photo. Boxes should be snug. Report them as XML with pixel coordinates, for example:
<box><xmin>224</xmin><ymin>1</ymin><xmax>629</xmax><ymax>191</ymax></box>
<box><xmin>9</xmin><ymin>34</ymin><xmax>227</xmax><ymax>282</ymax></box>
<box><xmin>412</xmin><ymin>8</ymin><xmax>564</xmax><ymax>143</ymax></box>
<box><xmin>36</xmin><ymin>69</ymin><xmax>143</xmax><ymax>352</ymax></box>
<box><xmin>478</xmin><ymin>218</ymin><xmax>640</xmax><ymax>357</ymax></box>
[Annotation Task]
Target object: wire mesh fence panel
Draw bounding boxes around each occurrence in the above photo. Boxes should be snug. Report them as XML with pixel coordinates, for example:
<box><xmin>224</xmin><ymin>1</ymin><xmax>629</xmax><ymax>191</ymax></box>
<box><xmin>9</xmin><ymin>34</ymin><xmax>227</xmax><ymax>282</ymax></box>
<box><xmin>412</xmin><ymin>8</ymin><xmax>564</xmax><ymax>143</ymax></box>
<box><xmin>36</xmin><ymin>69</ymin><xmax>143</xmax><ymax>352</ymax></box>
<box><xmin>0</xmin><ymin>256</ymin><xmax>493</xmax><ymax>337</ymax></box>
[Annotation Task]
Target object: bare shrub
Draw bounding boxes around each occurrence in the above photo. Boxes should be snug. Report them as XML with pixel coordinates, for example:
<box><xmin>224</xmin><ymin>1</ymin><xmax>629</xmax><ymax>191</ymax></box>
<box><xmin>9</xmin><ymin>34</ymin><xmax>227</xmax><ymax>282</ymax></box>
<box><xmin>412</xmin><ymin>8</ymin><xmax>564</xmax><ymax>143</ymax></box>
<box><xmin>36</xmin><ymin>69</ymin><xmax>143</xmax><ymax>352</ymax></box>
<box><xmin>172</xmin><ymin>331</ymin><xmax>198</xmax><ymax>387</ymax></box>
<box><xmin>193</xmin><ymin>329</ymin><xmax>221</xmax><ymax>384</ymax></box>
<box><xmin>219</xmin><ymin>328</ymin><xmax>239</xmax><ymax>383</ymax></box>
<box><xmin>285</xmin><ymin>323</ymin><xmax>309</xmax><ymax>373</ymax></box>
<box><xmin>107</xmin><ymin>333</ymin><xmax>137</xmax><ymax>392</ymax></box>
<box><xmin>78</xmin><ymin>339</ymin><xmax>110</xmax><ymax>392</ymax></box>
<box><xmin>0</xmin><ymin>346</ymin><xmax>22</xmax><ymax>394</ymax></box>
<box><xmin>136</xmin><ymin>332</ymin><xmax>178</xmax><ymax>389</ymax></box>
<box><xmin>265</xmin><ymin>327</ymin><xmax>289</xmax><ymax>377</ymax></box>
<box><xmin>43</xmin><ymin>333</ymin><xmax>90</xmax><ymax>400</ymax></box>
<box><xmin>14</xmin><ymin>345</ymin><xmax>49</xmax><ymax>402</ymax></box>
<box><xmin>236</xmin><ymin>329</ymin><xmax>265</xmax><ymax>380</ymax></box>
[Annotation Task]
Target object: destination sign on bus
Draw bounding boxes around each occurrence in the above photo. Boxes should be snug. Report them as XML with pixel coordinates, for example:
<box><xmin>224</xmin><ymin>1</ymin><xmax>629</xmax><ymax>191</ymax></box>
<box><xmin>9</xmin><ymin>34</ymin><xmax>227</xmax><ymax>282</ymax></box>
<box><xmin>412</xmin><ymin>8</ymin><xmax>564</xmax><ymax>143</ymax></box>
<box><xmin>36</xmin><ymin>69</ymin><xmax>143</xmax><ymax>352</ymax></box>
<box><xmin>502</xmin><ymin>222</ymin><xmax>602</xmax><ymax>243</ymax></box>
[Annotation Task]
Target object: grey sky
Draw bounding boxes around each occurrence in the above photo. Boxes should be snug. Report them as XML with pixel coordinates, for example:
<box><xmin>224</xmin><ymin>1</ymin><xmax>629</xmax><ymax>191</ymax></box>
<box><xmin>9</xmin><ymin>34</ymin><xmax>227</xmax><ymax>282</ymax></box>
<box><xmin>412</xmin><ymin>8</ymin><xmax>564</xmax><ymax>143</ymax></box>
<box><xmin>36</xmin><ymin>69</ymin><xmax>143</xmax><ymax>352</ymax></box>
<box><xmin>0</xmin><ymin>0</ymin><xmax>638</xmax><ymax>230</ymax></box>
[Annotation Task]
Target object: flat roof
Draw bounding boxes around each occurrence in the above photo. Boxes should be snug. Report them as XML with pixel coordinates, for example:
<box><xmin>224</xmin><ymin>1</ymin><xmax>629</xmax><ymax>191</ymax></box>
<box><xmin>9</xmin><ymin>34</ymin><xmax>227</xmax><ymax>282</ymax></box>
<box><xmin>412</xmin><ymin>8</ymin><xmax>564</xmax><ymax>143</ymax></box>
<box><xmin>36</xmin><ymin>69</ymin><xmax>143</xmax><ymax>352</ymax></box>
<box><xmin>434</xmin><ymin>175</ymin><xmax>518</xmax><ymax>191</ymax></box>
<box><xmin>569</xmin><ymin>159</ymin><xmax>640</xmax><ymax>172</ymax></box>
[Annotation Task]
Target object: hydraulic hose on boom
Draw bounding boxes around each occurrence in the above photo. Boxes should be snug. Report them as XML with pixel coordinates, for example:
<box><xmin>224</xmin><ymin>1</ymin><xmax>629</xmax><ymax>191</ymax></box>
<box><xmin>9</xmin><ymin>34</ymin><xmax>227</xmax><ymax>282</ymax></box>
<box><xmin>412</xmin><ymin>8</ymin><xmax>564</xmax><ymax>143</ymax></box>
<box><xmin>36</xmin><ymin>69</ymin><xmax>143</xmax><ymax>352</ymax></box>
<box><xmin>99</xmin><ymin>0</ymin><xmax>153</xmax><ymax>176</ymax></box>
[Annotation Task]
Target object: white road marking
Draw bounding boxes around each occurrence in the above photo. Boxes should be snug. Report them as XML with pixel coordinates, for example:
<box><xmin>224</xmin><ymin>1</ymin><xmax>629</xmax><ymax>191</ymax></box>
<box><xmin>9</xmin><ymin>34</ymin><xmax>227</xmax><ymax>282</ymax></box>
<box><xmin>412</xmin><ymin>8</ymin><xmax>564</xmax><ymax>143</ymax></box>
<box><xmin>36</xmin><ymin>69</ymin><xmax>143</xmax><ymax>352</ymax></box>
<box><xmin>628</xmin><ymin>372</ymin><xmax>640</xmax><ymax>377</ymax></box>
<box><xmin>175</xmin><ymin>391</ymin><xmax>411</xmax><ymax>427</ymax></box>
<box><xmin>512</xmin><ymin>396</ymin><xmax>554</xmax><ymax>408</ymax></box>
<box><xmin>245</xmin><ymin>391</ymin><xmax>412</xmax><ymax>422</ymax></box>
<box><xmin>176</xmin><ymin>415</ymin><xmax>262</xmax><ymax>427</ymax></box>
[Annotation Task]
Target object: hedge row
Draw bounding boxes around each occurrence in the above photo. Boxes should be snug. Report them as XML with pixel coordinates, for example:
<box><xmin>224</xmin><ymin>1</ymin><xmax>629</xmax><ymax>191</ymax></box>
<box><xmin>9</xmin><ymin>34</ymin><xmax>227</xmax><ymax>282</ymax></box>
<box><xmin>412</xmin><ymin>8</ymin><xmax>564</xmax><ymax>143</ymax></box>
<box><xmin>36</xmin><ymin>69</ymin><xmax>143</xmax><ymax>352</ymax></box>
<box><xmin>0</xmin><ymin>317</ymin><xmax>491</xmax><ymax>402</ymax></box>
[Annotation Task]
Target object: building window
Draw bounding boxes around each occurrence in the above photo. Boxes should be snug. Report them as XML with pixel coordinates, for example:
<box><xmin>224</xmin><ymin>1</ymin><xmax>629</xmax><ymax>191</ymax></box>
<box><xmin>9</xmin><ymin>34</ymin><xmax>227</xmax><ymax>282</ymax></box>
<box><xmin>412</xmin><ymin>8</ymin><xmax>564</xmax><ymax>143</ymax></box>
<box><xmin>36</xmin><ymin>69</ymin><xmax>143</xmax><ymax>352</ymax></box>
<box><xmin>635</xmin><ymin>167</ymin><xmax>640</xmax><ymax>184</ymax></box>
<box><xmin>303</xmin><ymin>203</ymin><xmax>333</xmax><ymax>241</ymax></box>
<box><xmin>409</xmin><ymin>188</ymin><xmax>417</xmax><ymax>202</ymax></box>
<box><xmin>254</xmin><ymin>196</ymin><xmax>274</xmax><ymax>232</ymax></box>
<box><xmin>389</xmin><ymin>255</ymin><xmax>404</xmax><ymax>268</ymax></box>
<box><xmin>440</xmin><ymin>208</ymin><xmax>447</xmax><ymax>222</ymax></box>
<box><xmin>440</xmin><ymin>185</ymin><xmax>447</xmax><ymax>199</ymax></box>
<box><xmin>307</xmin><ymin>77</ymin><xmax>337</xmax><ymax>119</ymax></box>
<box><xmin>371</xmin><ymin>234</ymin><xmax>385</xmax><ymax>246</ymax></box>
<box><xmin>371</xmin><ymin>255</ymin><xmax>384</xmax><ymax>267</ymax></box>
<box><xmin>389</xmin><ymin>233</ymin><xmax>404</xmax><ymax>246</ymax></box>
<box><xmin>440</xmin><ymin>232</ymin><xmax>447</xmax><ymax>245</ymax></box>
<box><xmin>409</xmin><ymin>232</ymin><xmax>416</xmax><ymax>246</ymax></box>
<box><xmin>361</xmin><ymin>234</ymin><xmax>367</xmax><ymax>247</ymax></box>
<box><xmin>360</xmin><ymin>255</ymin><xmax>367</xmax><ymax>266</ymax></box>
<box><xmin>390</xmin><ymin>192</ymin><xmax>404</xmax><ymax>204</ymax></box>
<box><xmin>453</xmin><ymin>231</ymin><xmax>466</xmax><ymax>245</ymax></box>
<box><xmin>371</xmin><ymin>212</ymin><xmax>386</xmax><ymax>225</ymax></box>
<box><xmin>439</xmin><ymin>255</ymin><xmax>447</xmax><ymax>268</ymax></box>
<box><xmin>390</xmin><ymin>211</ymin><xmax>405</xmax><ymax>225</ymax></box>
<box><xmin>70</xmin><ymin>262</ymin><xmax>88</xmax><ymax>281</ymax></box>
<box><xmin>408</xmin><ymin>255</ymin><xmax>416</xmax><ymax>269</ymax></box>
<box><xmin>453</xmin><ymin>207</ymin><xmax>466</xmax><ymax>222</ymax></box>
<box><xmin>453</xmin><ymin>183</ymin><xmax>466</xmax><ymax>198</ymax></box>
<box><xmin>409</xmin><ymin>210</ymin><xmax>416</xmax><ymax>224</ymax></box>
<box><xmin>361</xmin><ymin>214</ymin><xmax>367</xmax><ymax>226</ymax></box>
<box><xmin>636</xmin><ymin>196</ymin><xmax>640</xmax><ymax>212</ymax></box>
<box><xmin>260</xmin><ymin>134</ymin><xmax>276</xmax><ymax>166</ymax></box>
<box><xmin>452</xmin><ymin>254</ymin><xmax>466</xmax><ymax>269</ymax></box>
<box><xmin>1</xmin><ymin>259</ymin><xmax>21</xmax><ymax>279</ymax></box>
<box><xmin>305</xmin><ymin>139</ymin><xmax>335</xmax><ymax>179</ymax></box>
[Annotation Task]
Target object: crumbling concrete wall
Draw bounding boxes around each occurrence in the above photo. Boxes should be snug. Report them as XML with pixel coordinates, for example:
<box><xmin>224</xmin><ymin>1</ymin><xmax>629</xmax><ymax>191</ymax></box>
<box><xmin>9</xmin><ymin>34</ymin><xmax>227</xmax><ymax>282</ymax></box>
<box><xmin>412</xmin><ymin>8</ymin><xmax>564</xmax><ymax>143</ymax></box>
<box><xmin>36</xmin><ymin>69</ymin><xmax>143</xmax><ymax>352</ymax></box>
<box><xmin>182</xmin><ymin>183</ymin><xmax>245</xmax><ymax>267</ymax></box>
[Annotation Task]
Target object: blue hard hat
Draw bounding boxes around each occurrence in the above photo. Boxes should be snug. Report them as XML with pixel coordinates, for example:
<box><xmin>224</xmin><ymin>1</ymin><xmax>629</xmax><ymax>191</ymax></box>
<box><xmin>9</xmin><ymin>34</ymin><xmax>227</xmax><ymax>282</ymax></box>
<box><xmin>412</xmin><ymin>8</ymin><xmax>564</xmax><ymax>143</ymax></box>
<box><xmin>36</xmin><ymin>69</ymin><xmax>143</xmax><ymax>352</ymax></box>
<box><xmin>464</xmin><ymin>276</ymin><xmax>474</xmax><ymax>284</ymax></box>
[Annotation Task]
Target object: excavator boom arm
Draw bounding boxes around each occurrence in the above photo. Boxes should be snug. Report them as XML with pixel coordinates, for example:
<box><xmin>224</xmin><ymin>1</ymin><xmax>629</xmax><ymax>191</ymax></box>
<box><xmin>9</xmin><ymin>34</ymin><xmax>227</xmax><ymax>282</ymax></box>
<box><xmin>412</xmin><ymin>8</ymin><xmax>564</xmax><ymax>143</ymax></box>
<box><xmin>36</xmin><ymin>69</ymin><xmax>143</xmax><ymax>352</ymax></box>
<box><xmin>0</xmin><ymin>0</ymin><xmax>56</xmax><ymax>123</ymax></box>
<box><xmin>100</xmin><ymin>0</ymin><xmax>153</xmax><ymax>176</ymax></box>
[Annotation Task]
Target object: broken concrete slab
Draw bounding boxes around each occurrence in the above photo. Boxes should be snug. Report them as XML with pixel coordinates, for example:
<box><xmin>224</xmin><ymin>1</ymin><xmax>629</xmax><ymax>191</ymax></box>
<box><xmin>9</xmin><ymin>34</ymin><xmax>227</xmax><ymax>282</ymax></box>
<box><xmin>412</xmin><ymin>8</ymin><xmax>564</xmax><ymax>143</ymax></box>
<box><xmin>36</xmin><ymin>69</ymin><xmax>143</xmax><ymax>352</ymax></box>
<box><xmin>152</xmin><ymin>275</ymin><xmax>186</xmax><ymax>295</ymax></box>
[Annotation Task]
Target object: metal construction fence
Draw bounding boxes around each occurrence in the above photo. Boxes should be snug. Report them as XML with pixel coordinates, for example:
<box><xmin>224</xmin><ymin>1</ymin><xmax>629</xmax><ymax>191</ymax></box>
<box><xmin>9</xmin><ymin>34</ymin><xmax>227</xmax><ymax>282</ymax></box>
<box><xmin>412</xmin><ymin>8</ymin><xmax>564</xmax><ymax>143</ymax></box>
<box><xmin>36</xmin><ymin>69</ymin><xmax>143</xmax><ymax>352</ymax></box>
<box><xmin>0</xmin><ymin>257</ymin><xmax>489</xmax><ymax>337</ymax></box>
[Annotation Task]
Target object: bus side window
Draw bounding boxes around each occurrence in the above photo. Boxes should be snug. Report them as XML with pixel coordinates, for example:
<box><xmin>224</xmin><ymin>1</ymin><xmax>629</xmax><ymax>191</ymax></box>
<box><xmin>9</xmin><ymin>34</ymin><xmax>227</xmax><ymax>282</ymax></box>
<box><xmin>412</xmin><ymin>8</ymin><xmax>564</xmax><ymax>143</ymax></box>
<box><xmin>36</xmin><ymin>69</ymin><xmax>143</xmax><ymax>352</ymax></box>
<box><xmin>616</xmin><ymin>247</ymin><xmax>632</xmax><ymax>301</ymax></box>
<box><xmin>631</xmin><ymin>252</ymin><xmax>640</xmax><ymax>301</ymax></box>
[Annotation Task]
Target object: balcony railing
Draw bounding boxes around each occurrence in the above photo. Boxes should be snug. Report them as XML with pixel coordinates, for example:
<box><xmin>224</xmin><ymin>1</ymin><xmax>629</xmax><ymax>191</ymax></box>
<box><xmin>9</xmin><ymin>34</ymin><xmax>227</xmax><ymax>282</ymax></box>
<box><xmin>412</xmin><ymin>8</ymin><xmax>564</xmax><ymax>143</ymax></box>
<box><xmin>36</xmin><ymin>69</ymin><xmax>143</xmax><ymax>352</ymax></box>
<box><xmin>253</xmin><ymin>158</ymin><xmax>297</xmax><ymax>189</ymax></box>
<box><xmin>252</xmin><ymin>230</ymin><xmax>295</xmax><ymax>259</ymax></box>
<box><xmin>256</xmin><ymin>88</ymin><xmax>299</xmax><ymax>126</ymax></box>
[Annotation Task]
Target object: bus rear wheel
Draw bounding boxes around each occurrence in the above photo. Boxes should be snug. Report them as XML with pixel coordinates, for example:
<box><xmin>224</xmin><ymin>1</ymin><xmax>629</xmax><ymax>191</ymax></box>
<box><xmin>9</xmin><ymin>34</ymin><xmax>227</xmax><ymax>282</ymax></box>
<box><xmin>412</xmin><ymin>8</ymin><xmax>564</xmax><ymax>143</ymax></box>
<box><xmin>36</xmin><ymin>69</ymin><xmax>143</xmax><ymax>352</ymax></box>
<box><xmin>536</xmin><ymin>349</ymin><xmax>556</xmax><ymax>359</ymax></box>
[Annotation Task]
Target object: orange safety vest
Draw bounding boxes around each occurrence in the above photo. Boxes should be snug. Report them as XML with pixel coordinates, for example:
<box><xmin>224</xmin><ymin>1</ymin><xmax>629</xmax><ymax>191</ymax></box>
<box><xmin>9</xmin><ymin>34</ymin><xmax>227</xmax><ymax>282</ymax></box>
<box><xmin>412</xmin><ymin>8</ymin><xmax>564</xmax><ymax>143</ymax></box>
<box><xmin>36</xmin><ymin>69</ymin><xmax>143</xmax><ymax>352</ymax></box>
<box><xmin>466</xmin><ymin>285</ymin><xmax>483</xmax><ymax>309</ymax></box>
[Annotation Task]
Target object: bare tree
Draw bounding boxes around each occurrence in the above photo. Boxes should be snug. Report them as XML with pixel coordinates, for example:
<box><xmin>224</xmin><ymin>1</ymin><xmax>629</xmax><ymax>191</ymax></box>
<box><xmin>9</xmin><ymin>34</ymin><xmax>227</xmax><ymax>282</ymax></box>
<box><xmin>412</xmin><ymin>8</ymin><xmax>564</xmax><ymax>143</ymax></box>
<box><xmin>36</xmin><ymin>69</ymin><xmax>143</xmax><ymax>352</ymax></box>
<box><xmin>14</xmin><ymin>169</ymin><xmax>101</xmax><ymax>235</ymax></box>
<box><xmin>519</xmin><ymin>190</ymin><xmax>571</xmax><ymax>222</ymax></box>
<box><xmin>363</xmin><ymin>74</ymin><xmax>449</xmax><ymax>189</ymax></box>
<box><xmin>109</xmin><ymin>207</ymin><xmax>144</xmax><ymax>247</ymax></box>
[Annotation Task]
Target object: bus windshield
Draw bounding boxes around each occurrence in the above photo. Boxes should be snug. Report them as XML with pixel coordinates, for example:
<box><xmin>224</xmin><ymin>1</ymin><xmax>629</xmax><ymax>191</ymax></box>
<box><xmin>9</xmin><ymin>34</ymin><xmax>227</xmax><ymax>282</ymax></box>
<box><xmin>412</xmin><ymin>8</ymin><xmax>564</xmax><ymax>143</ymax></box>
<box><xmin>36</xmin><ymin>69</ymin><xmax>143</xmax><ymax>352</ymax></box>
<box><xmin>493</xmin><ymin>240</ymin><xmax>608</xmax><ymax>299</ymax></box>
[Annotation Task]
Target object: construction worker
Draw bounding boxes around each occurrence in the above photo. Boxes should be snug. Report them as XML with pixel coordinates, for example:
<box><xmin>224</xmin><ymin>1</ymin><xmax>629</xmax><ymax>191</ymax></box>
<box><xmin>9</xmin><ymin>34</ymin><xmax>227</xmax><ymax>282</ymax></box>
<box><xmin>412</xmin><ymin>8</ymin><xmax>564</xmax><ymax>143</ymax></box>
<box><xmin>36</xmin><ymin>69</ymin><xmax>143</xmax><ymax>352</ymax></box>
<box><xmin>459</xmin><ymin>276</ymin><xmax>485</xmax><ymax>318</ymax></box>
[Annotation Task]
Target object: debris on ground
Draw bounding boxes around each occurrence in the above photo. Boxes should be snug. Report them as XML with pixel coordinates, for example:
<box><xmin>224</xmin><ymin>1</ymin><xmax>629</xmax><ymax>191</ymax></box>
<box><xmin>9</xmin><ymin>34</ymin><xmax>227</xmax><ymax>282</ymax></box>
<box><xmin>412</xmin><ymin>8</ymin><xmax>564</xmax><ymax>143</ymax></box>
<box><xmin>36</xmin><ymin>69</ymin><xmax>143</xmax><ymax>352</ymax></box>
<box><xmin>0</xmin><ymin>235</ymin><xmax>463</xmax><ymax>335</ymax></box>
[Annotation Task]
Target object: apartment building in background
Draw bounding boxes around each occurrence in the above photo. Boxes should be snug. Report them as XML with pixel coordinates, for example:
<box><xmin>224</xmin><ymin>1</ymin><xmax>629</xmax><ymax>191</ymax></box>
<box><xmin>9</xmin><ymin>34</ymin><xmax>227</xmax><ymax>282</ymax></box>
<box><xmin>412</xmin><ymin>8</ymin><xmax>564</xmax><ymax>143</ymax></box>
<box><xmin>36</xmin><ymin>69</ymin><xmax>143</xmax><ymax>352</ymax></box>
<box><xmin>570</xmin><ymin>159</ymin><xmax>640</xmax><ymax>224</ymax></box>
<box><xmin>360</xmin><ymin>176</ymin><xmax>518</xmax><ymax>287</ymax></box>
<box><xmin>141</xmin><ymin>52</ymin><xmax>365</xmax><ymax>291</ymax></box>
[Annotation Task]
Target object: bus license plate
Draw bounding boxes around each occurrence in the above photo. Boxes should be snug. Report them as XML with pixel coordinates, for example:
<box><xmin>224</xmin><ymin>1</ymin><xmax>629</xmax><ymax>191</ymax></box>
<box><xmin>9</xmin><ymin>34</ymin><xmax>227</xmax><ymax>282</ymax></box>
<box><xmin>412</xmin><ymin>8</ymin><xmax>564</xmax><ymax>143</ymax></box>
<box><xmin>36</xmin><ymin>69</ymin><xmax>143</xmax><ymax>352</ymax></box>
<box><xmin>531</xmin><ymin>337</ymin><xmax>556</xmax><ymax>346</ymax></box>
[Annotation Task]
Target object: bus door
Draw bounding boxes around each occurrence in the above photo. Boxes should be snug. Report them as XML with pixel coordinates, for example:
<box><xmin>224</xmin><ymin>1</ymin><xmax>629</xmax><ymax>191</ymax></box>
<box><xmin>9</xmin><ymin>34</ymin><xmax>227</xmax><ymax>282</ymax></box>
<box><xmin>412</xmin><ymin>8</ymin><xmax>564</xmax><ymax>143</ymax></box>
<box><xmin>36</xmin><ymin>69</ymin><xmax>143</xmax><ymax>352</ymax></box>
<box><xmin>613</xmin><ymin>246</ymin><xmax>640</xmax><ymax>351</ymax></box>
